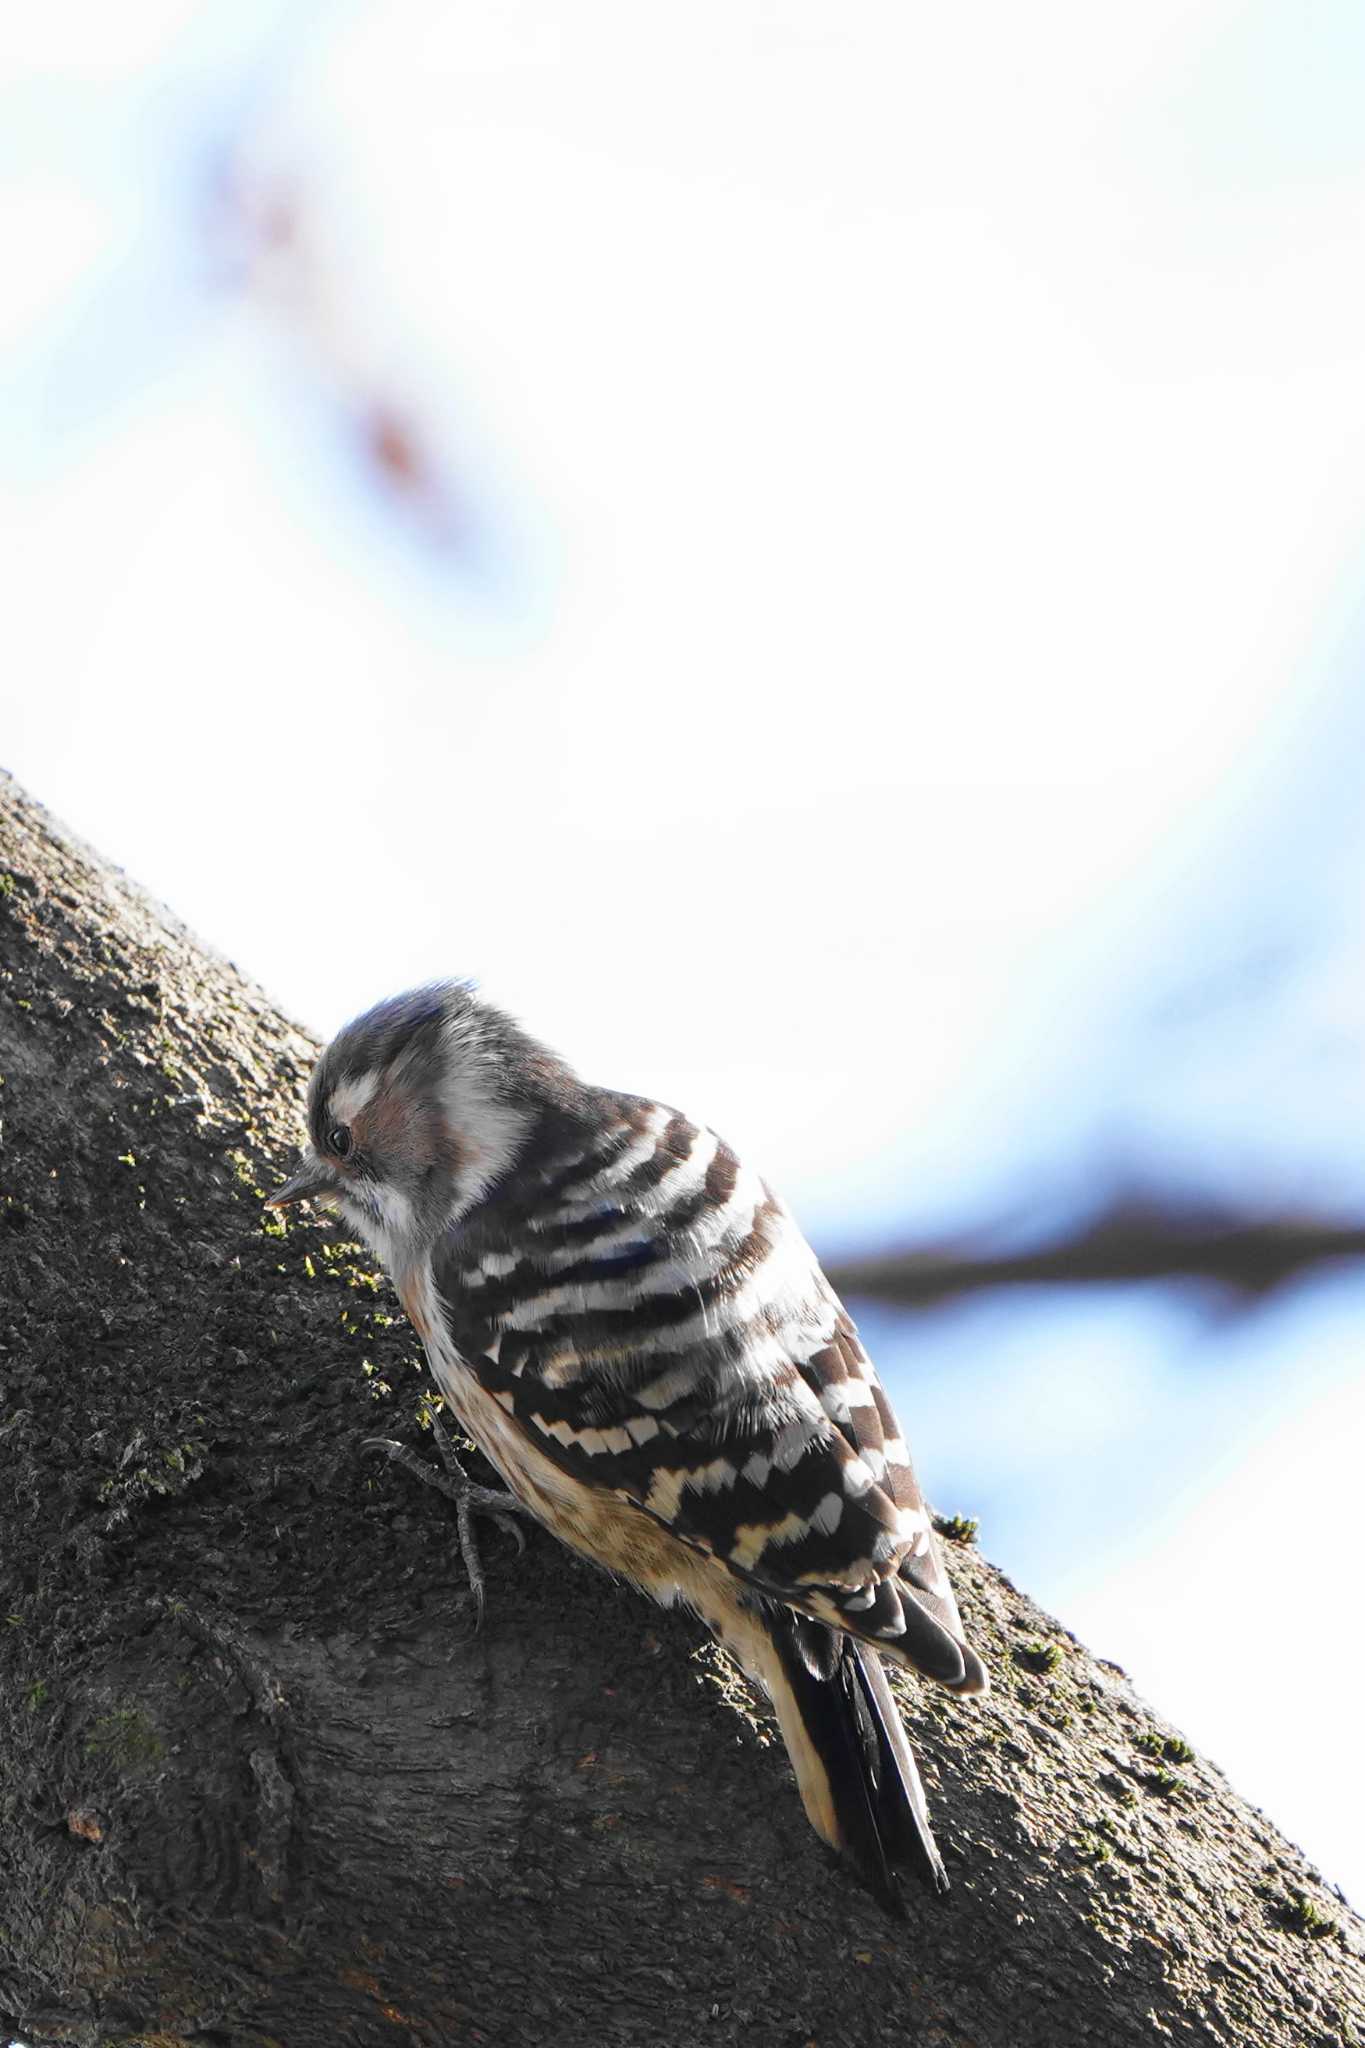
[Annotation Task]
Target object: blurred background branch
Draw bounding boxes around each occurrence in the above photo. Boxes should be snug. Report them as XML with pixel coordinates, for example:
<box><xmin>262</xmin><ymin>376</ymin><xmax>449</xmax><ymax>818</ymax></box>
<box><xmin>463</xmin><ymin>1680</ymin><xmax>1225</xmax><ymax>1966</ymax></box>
<box><xmin>828</xmin><ymin>1194</ymin><xmax>1365</xmax><ymax>1306</ymax></box>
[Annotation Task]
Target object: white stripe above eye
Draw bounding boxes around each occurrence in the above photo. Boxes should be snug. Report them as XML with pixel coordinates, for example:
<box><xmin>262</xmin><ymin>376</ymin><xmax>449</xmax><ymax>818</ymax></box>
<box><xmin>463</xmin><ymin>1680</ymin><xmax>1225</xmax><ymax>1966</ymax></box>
<box><xmin>330</xmin><ymin>1069</ymin><xmax>382</xmax><ymax>1123</ymax></box>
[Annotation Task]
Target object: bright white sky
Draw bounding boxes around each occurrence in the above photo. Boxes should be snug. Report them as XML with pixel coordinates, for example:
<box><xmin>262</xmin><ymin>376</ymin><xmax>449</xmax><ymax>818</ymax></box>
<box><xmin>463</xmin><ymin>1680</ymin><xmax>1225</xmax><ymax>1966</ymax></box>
<box><xmin>3</xmin><ymin>0</ymin><xmax>1364</xmax><ymax>1902</ymax></box>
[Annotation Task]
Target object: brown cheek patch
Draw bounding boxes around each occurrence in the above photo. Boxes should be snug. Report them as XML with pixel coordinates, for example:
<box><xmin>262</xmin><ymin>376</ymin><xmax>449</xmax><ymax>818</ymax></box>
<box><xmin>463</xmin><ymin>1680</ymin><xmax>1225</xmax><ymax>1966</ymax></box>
<box><xmin>353</xmin><ymin>1089</ymin><xmax>418</xmax><ymax>1159</ymax></box>
<box><xmin>352</xmin><ymin>1090</ymin><xmax>465</xmax><ymax>1186</ymax></box>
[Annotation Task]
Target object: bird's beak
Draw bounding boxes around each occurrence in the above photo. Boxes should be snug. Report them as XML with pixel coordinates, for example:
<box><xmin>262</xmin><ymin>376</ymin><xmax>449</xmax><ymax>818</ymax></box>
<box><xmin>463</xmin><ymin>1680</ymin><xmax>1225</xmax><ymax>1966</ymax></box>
<box><xmin>266</xmin><ymin>1156</ymin><xmax>336</xmax><ymax>1211</ymax></box>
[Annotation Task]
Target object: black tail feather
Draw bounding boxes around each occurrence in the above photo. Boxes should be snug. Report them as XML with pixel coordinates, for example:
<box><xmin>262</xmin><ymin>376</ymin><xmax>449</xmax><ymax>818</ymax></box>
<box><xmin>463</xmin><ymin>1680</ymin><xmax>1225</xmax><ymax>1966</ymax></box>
<box><xmin>768</xmin><ymin>1609</ymin><xmax>949</xmax><ymax>1909</ymax></box>
<box><xmin>848</xmin><ymin>1640</ymin><xmax>950</xmax><ymax>1898</ymax></box>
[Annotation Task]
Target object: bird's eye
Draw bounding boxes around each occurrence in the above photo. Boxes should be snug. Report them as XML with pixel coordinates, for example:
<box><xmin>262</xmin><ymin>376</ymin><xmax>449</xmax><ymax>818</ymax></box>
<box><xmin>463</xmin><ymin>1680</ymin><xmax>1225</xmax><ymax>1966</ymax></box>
<box><xmin>327</xmin><ymin>1123</ymin><xmax>353</xmax><ymax>1159</ymax></box>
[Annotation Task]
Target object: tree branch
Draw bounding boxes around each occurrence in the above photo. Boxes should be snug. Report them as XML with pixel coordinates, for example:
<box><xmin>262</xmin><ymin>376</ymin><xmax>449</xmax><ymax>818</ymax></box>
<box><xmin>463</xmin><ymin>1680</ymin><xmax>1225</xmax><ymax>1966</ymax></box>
<box><xmin>826</xmin><ymin>1197</ymin><xmax>1365</xmax><ymax>1307</ymax></box>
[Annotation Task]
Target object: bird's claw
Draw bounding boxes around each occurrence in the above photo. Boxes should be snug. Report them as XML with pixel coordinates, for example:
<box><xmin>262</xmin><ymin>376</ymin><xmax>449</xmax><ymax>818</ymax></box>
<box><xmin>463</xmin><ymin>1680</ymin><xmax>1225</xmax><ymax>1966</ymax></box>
<box><xmin>363</xmin><ymin>1428</ymin><xmax>530</xmax><ymax>1624</ymax></box>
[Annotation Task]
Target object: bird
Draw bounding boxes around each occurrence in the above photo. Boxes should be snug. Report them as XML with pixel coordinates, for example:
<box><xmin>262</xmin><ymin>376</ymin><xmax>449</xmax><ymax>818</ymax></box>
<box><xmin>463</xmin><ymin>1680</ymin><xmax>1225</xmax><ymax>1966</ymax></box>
<box><xmin>268</xmin><ymin>982</ymin><xmax>987</xmax><ymax>1907</ymax></box>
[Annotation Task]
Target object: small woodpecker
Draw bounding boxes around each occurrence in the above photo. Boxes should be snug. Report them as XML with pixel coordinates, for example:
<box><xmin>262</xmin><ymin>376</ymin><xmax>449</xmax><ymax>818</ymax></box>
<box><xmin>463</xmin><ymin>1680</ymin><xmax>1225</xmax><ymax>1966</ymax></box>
<box><xmin>270</xmin><ymin>983</ymin><xmax>987</xmax><ymax>1906</ymax></box>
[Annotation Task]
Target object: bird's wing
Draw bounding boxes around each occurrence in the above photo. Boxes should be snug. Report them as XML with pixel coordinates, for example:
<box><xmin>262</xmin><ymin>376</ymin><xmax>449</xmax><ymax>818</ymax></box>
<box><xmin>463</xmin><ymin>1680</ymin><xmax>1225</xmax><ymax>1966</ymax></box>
<box><xmin>784</xmin><ymin>1301</ymin><xmax>981</xmax><ymax>1677</ymax></box>
<box><xmin>436</xmin><ymin>1185</ymin><xmax>983</xmax><ymax>1692</ymax></box>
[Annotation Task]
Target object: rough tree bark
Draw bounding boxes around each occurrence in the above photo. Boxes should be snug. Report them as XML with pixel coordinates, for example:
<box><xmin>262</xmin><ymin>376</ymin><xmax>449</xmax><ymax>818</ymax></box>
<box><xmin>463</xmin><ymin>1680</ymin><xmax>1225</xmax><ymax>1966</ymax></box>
<box><xmin>1</xmin><ymin>769</ymin><xmax>1360</xmax><ymax>2048</ymax></box>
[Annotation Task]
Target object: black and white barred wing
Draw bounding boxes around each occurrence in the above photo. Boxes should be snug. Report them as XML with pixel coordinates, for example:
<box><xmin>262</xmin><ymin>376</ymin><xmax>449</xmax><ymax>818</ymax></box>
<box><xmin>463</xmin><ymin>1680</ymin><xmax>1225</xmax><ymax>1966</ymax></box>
<box><xmin>443</xmin><ymin>1108</ymin><xmax>987</xmax><ymax>1696</ymax></box>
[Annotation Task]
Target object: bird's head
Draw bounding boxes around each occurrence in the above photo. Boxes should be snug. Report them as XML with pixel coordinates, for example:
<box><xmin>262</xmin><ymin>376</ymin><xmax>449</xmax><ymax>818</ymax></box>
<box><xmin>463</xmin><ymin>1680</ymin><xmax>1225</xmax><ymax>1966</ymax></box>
<box><xmin>268</xmin><ymin>982</ymin><xmax>566</xmax><ymax>1266</ymax></box>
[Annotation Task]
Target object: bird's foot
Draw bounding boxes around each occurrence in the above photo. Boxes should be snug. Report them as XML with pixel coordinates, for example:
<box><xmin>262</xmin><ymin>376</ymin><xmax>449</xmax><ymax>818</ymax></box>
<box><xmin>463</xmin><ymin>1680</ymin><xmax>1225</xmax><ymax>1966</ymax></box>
<box><xmin>364</xmin><ymin>1420</ymin><xmax>530</xmax><ymax>1624</ymax></box>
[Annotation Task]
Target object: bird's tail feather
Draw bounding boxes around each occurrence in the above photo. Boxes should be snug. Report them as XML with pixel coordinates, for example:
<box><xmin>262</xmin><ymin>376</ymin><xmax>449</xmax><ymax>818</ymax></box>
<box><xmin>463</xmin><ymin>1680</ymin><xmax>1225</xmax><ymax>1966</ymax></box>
<box><xmin>763</xmin><ymin>1606</ymin><xmax>949</xmax><ymax>1909</ymax></box>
